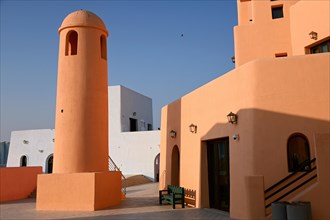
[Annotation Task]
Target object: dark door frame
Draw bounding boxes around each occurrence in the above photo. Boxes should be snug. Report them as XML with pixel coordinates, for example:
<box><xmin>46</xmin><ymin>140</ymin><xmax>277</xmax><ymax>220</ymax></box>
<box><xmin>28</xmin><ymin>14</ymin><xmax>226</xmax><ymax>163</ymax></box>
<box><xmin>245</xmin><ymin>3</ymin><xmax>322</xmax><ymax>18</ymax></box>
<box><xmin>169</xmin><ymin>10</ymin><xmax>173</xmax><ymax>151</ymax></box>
<box><xmin>207</xmin><ymin>137</ymin><xmax>230</xmax><ymax>212</ymax></box>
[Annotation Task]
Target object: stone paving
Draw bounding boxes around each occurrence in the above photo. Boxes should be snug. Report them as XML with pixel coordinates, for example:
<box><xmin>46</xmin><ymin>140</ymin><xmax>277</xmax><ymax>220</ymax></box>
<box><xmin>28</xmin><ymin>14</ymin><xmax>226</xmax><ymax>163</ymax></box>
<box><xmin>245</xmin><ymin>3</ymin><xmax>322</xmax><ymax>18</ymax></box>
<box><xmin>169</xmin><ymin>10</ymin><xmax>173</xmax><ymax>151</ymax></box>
<box><xmin>0</xmin><ymin>183</ymin><xmax>233</xmax><ymax>220</ymax></box>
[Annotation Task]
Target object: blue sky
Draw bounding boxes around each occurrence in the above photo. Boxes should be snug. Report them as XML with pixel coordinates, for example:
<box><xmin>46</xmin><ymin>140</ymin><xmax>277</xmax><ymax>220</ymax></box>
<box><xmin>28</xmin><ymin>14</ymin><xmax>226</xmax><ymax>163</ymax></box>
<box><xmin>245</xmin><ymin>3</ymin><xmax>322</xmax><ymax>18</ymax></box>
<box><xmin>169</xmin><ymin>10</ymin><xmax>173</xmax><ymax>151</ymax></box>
<box><xmin>0</xmin><ymin>0</ymin><xmax>237</xmax><ymax>142</ymax></box>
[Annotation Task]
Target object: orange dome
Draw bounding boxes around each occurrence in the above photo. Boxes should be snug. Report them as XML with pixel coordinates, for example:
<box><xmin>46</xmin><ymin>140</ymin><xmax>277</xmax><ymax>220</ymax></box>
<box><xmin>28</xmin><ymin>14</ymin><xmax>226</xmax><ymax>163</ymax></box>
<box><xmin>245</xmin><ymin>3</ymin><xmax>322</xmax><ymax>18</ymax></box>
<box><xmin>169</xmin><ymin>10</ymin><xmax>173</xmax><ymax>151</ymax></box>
<box><xmin>59</xmin><ymin>10</ymin><xmax>108</xmax><ymax>35</ymax></box>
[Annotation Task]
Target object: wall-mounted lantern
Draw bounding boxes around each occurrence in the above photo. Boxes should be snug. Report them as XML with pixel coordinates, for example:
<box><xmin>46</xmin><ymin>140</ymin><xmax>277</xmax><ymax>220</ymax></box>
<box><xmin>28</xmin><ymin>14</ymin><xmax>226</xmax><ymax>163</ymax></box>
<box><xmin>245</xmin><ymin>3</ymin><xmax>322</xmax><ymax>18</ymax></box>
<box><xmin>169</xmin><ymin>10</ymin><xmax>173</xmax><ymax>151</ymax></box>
<box><xmin>38</xmin><ymin>149</ymin><xmax>44</xmax><ymax>153</ymax></box>
<box><xmin>309</xmin><ymin>31</ymin><xmax>317</xmax><ymax>40</ymax></box>
<box><xmin>227</xmin><ymin>112</ymin><xmax>238</xmax><ymax>124</ymax></box>
<box><xmin>169</xmin><ymin>130</ymin><xmax>177</xmax><ymax>138</ymax></box>
<box><xmin>189</xmin><ymin>124</ymin><xmax>197</xmax><ymax>133</ymax></box>
<box><xmin>132</xmin><ymin>112</ymin><xmax>137</xmax><ymax>117</ymax></box>
<box><xmin>23</xmin><ymin>140</ymin><xmax>29</xmax><ymax>144</ymax></box>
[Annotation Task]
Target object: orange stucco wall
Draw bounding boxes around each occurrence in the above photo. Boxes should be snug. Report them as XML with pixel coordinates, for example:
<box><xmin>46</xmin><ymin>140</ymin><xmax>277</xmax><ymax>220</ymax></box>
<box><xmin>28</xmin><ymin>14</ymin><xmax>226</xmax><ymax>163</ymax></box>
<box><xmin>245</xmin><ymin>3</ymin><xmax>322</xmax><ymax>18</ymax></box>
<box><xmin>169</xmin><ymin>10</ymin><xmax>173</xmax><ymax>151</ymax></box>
<box><xmin>53</xmin><ymin>11</ymin><xmax>109</xmax><ymax>173</ymax></box>
<box><xmin>160</xmin><ymin>53</ymin><xmax>329</xmax><ymax>219</ymax></box>
<box><xmin>36</xmin><ymin>171</ymin><xmax>122</xmax><ymax>211</ymax></box>
<box><xmin>0</xmin><ymin>167</ymin><xmax>42</xmax><ymax>202</ymax></box>
<box><xmin>37</xmin><ymin>10</ymin><xmax>122</xmax><ymax>211</ymax></box>
<box><xmin>234</xmin><ymin>0</ymin><xmax>330</xmax><ymax>67</ymax></box>
<box><xmin>235</xmin><ymin>0</ymin><xmax>298</xmax><ymax>67</ymax></box>
<box><xmin>160</xmin><ymin>1</ymin><xmax>329</xmax><ymax>218</ymax></box>
<box><xmin>290</xmin><ymin>0</ymin><xmax>330</xmax><ymax>55</ymax></box>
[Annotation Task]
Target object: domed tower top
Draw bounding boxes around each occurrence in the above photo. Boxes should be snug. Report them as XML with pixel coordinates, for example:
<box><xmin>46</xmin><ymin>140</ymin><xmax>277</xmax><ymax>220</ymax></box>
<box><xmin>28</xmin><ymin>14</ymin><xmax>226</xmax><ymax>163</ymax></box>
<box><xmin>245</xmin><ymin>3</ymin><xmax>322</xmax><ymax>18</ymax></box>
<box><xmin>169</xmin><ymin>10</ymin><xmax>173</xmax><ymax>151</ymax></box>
<box><xmin>59</xmin><ymin>10</ymin><xmax>108</xmax><ymax>36</ymax></box>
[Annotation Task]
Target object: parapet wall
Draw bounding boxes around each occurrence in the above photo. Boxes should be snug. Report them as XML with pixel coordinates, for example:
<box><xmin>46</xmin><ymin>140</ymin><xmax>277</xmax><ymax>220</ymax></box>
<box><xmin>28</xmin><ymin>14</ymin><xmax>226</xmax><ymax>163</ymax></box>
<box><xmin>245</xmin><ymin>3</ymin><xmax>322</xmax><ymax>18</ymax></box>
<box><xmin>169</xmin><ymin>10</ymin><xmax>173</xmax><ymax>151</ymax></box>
<box><xmin>0</xmin><ymin>166</ymin><xmax>42</xmax><ymax>202</ymax></box>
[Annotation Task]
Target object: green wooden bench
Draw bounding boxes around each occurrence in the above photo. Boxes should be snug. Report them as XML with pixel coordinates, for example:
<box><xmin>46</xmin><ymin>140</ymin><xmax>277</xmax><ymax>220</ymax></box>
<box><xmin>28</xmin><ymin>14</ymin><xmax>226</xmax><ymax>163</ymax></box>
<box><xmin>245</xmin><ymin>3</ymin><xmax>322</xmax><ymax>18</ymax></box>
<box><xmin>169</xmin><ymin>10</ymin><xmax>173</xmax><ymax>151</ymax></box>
<box><xmin>159</xmin><ymin>185</ymin><xmax>185</xmax><ymax>209</ymax></box>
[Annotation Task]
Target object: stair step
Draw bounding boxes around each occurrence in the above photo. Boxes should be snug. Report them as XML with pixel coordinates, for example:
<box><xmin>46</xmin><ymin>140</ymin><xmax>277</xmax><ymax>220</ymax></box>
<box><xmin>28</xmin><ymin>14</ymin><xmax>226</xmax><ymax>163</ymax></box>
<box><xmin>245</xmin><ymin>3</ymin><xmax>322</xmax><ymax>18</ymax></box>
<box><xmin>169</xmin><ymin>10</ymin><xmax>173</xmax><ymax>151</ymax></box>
<box><xmin>28</xmin><ymin>189</ymin><xmax>37</xmax><ymax>198</ymax></box>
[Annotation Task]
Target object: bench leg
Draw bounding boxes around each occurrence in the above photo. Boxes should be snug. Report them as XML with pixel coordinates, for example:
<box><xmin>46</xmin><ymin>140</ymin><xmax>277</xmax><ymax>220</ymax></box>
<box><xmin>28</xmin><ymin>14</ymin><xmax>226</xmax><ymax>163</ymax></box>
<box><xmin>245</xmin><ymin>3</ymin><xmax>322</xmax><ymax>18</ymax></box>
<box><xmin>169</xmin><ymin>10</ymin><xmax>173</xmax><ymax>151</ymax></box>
<box><xmin>159</xmin><ymin>192</ymin><xmax>162</xmax><ymax>205</ymax></box>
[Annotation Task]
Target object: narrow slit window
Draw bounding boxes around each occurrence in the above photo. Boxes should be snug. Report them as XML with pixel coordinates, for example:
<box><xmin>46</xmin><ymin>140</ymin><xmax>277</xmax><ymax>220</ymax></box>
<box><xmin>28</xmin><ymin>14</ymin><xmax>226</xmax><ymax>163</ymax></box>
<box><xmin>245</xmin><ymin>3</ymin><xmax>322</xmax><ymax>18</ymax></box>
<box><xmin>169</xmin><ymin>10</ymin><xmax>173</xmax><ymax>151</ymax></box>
<box><xmin>100</xmin><ymin>35</ymin><xmax>107</xmax><ymax>60</ymax></box>
<box><xmin>275</xmin><ymin>53</ymin><xmax>287</xmax><ymax>58</ymax></box>
<box><xmin>65</xmin><ymin>31</ymin><xmax>78</xmax><ymax>56</ymax></box>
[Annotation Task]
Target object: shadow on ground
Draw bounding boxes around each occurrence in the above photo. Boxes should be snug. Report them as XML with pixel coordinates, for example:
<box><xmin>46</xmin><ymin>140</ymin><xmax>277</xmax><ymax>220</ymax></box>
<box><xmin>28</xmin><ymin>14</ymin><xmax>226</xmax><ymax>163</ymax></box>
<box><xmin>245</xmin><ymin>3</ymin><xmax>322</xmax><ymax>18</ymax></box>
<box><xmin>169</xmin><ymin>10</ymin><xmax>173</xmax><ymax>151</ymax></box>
<box><xmin>53</xmin><ymin>208</ymin><xmax>231</xmax><ymax>220</ymax></box>
<box><xmin>115</xmin><ymin>196</ymin><xmax>159</xmax><ymax>209</ymax></box>
<box><xmin>0</xmin><ymin>198</ymin><xmax>36</xmax><ymax>205</ymax></box>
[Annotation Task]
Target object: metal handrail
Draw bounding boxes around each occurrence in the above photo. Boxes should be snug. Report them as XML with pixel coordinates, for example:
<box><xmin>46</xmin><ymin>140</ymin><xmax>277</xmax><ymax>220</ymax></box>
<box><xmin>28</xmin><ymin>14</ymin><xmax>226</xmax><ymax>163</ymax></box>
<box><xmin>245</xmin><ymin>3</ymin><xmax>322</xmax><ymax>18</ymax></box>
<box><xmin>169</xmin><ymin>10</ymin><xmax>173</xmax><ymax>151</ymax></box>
<box><xmin>265</xmin><ymin>174</ymin><xmax>317</xmax><ymax>208</ymax></box>
<box><xmin>265</xmin><ymin>158</ymin><xmax>316</xmax><ymax>193</ymax></box>
<box><xmin>264</xmin><ymin>158</ymin><xmax>317</xmax><ymax>208</ymax></box>
<box><xmin>108</xmin><ymin>156</ymin><xmax>126</xmax><ymax>195</ymax></box>
<box><xmin>265</xmin><ymin>166</ymin><xmax>316</xmax><ymax>200</ymax></box>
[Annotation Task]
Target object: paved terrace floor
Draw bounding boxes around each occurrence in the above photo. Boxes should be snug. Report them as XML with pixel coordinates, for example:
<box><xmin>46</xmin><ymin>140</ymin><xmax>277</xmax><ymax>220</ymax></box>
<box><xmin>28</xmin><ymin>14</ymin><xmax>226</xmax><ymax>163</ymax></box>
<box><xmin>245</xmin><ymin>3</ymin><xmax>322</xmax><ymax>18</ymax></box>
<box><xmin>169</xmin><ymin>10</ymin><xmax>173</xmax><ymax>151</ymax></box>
<box><xmin>0</xmin><ymin>183</ymin><xmax>233</xmax><ymax>220</ymax></box>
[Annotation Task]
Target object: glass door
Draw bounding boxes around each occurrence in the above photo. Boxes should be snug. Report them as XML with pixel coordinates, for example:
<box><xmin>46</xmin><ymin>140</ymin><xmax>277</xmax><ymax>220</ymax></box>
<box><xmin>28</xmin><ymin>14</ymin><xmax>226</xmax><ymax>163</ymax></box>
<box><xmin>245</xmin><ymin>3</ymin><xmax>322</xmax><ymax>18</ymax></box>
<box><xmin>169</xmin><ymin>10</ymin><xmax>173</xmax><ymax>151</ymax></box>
<box><xmin>207</xmin><ymin>137</ymin><xmax>230</xmax><ymax>212</ymax></box>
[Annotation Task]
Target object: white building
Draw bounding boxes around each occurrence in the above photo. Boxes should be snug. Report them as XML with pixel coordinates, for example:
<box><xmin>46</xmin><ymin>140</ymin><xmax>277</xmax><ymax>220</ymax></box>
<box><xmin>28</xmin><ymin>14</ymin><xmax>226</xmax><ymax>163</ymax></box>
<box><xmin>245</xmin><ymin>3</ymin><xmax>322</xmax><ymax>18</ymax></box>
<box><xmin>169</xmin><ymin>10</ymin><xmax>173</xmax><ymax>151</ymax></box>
<box><xmin>108</xmin><ymin>85</ymin><xmax>160</xmax><ymax>180</ymax></box>
<box><xmin>6</xmin><ymin>85</ymin><xmax>160</xmax><ymax>180</ymax></box>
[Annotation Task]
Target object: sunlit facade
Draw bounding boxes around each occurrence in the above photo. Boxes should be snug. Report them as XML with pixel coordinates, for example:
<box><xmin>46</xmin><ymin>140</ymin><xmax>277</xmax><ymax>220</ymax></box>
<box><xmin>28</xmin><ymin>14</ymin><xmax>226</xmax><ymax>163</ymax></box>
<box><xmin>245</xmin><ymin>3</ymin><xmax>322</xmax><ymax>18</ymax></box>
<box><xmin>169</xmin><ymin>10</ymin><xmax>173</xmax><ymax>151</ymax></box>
<box><xmin>160</xmin><ymin>1</ymin><xmax>329</xmax><ymax>219</ymax></box>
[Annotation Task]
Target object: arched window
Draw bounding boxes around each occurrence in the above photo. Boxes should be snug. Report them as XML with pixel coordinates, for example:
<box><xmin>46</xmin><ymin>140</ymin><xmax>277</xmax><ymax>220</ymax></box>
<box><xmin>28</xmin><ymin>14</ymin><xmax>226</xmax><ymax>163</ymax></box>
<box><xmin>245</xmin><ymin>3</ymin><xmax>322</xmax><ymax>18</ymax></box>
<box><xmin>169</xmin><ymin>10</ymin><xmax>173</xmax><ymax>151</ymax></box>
<box><xmin>46</xmin><ymin>154</ymin><xmax>53</xmax><ymax>174</ymax></box>
<box><xmin>287</xmin><ymin>133</ymin><xmax>310</xmax><ymax>172</ymax></box>
<box><xmin>20</xmin><ymin>155</ymin><xmax>27</xmax><ymax>167</ymax></box>
<box><xmin>100</xmin><ymin>35</ymin><xmax>107</xmax><ymax>60</ymax></box>
<box><xmin>154</xmin><ymin>153</ymin><xmax>160</xmax><ymax>182</ymax></box>
<box><xmin>65</xmin><ymin>31</ymin><xmax>78</xmax><ymax>56</ymax></box>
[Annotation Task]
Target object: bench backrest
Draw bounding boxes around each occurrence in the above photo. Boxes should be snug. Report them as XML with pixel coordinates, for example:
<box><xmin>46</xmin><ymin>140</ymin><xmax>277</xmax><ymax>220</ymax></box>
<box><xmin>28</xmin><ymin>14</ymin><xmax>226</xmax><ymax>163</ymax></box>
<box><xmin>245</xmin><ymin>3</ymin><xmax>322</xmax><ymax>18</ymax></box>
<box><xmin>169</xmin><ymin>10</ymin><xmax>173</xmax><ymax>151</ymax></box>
<box><xmin>168</xmin><ymin>185</ymin><xmax>184</xmax><ymax>195</ymax></box>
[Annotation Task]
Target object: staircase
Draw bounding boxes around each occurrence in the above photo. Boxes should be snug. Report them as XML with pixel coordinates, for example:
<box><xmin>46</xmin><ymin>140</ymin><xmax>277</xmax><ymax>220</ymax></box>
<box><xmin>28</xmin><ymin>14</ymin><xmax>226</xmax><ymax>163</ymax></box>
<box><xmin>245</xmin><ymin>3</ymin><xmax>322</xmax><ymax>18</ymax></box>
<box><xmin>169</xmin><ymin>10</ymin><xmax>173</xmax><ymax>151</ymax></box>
<box><xmin>264</xmin><ymin>158</ymin><xmax>318</xmax><ymax>215</ymax></box>
<box><xmin>108</xmin><ymin>156</ymin><xmax>126</xmax><ymax>195</ymax></box>
<box><xmin>125</xmin><ymin>175</ymin><xmax>152</xmax><ymax>187</ymax></box>
<box><xmin>28</xmin><ymin>188</ymin><xmax>37</xmax><ymax>198</ymax></box>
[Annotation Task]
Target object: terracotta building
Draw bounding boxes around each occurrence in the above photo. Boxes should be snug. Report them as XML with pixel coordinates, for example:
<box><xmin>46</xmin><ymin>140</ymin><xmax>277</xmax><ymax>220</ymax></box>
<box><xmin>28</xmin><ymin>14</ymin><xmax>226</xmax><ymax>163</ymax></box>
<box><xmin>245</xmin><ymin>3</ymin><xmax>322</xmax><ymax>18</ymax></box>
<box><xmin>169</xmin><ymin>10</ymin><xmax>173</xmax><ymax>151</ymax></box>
<box><xmin>159</xmin><ymin>0</ymin><xmax>329</xmax><ymax>219</ymax></box>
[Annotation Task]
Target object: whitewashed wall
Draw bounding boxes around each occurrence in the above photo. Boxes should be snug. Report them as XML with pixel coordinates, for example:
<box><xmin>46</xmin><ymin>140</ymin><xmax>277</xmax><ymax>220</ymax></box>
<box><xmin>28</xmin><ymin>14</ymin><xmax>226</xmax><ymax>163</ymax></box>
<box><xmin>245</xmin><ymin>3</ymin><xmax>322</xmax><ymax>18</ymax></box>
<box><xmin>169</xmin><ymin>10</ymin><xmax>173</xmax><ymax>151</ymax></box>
<box><xmin>7</xmin><ymin>86</ymin><xmax>160</xmax><ymax>179</ymax></box>
<box><xmin>6</xmin><ymin>129</ymin><xmax>54</xmax><ymax>173</ymax></box>
<box><xmin>118</xmin><ymin>85</ymin><xmax>153</xmax><ymax>132</ymax></box>
<box><xmin>109</xmin><ymin>85</ymin><xmax>159</xmax><ymax>180</ymax></box>
<box><xmin>110</xmin><ymin>130</ymin><xmax>160</xmax><ymax>180</ymax></box>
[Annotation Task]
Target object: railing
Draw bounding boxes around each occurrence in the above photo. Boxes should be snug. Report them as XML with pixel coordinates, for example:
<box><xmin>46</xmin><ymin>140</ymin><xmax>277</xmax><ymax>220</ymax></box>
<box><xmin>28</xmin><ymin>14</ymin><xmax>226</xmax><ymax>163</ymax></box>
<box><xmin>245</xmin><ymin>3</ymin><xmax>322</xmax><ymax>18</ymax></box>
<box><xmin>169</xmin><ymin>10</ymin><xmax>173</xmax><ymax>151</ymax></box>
<box><xmin>108</xmin><ymin>156</ymin><xmax>126</xmax><ymax>195</ymax></box>
<box><xmin>264</xmin><ymin>158</ymin><xmax>317</xmax><ymax>209</ymax></box>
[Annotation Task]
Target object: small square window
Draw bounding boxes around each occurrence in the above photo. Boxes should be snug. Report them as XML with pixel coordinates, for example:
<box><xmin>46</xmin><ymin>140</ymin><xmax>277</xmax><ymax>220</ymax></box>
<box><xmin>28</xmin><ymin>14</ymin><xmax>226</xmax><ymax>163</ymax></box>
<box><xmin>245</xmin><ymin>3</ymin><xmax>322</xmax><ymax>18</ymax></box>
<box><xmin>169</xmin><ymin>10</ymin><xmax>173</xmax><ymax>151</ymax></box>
<box><xmin>272</xmin><ymin>6</ymin><xmax>283</xmax><ymax>19</ymax></box>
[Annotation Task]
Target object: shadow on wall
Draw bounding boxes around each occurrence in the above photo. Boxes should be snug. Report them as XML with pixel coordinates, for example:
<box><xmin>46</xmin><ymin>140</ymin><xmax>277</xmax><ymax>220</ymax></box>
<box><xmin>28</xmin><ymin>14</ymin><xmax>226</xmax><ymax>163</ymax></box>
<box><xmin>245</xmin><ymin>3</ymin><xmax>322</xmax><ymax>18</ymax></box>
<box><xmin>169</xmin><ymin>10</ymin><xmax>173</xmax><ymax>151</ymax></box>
<box><xmin>163</xmin><ymin>99</ymin><xmax>182</xmax><ymax>188</ymax></box>
<box><xmin>201</xmin><ymin>108</ymin><xmax>329</xmax><ymax>181</ymax></box>
<box><xmin>199</xmin><ymin>108</ymin><xmax>329</xmax><ymax>219</ymax></box>
<box><xmin>184</xmin><ymin>188</ymin><xmax>196</xmax><ymax>207</ymax></box>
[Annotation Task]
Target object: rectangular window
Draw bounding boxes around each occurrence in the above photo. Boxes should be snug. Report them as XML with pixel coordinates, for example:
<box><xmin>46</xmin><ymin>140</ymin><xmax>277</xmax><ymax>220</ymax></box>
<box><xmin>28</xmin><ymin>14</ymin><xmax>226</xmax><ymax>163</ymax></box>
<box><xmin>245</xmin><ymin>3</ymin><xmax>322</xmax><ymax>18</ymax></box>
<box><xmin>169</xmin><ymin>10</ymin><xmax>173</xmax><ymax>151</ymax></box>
<box><xmin>310</xmin><ymin>40</ymin><xmax>330</xmax><ymax>54</ymax></box>
<box><xmin>129</xmin><ymin>118</ymin><xmax>137</xmax><ymax>132</ymax></box>
<box><xmin>275</xmin><ymin>53</ymin><xmax>287</xmax><ymax>58</ymax></box>
<box><xmin>272</xmin><ymin>5</ymin><xmax>283</xmax><ymax>19</ymax></box>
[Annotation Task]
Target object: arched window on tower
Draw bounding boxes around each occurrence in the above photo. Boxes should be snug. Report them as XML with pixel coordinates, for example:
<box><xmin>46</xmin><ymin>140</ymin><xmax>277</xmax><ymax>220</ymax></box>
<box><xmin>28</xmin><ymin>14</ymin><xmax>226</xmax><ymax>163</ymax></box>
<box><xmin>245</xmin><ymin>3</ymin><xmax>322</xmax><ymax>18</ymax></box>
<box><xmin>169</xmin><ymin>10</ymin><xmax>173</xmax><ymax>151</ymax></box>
<box><xmin>65</xmin><ymin>31</ymin><xmax>78</xmax><ymax>56</ymax></box>
<box><xmin>20</xmin><ymin>155</ymin><xmax>27</xmax><ymax>167</ymax></box>
<box><xmin>100</xmin><ymin>35</ymin><xmax>107</xmax><ymax>60</ymax></box>
<box><xmin>287</xmin><ymin>133</ymin><xmax>311</xmax><ymax>172</ymax></box>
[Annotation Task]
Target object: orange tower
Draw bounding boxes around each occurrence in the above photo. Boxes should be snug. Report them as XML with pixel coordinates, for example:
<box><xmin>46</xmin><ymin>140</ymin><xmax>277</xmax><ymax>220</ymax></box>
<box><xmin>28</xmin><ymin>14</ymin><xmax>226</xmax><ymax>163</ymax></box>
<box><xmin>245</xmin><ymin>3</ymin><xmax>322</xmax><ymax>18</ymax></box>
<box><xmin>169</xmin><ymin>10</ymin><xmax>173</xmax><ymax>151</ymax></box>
<box><xmin>36</xmin><ymin>10</ymin><xmax>122</xmax><ymax>211</ymax></box>
<box><xmin>54</xmin><ymin>10</ymin><xmax>109</xmax><ymax>173</ymax></box>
